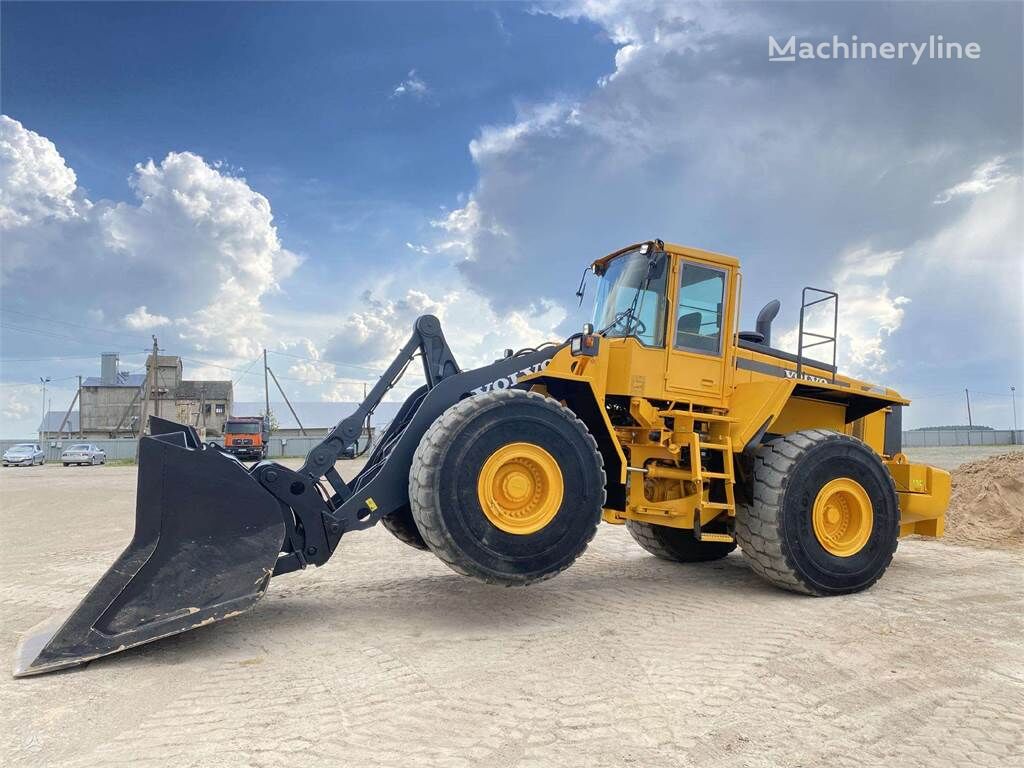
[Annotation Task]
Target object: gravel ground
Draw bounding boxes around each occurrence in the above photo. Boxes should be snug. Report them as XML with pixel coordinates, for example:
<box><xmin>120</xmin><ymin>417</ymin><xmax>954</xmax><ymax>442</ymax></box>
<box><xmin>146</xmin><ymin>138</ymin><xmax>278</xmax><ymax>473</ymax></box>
<box><xmin>1</xmin><ymin>450</ymin><xmax>1022</xmax><ymax>768</ymax></box>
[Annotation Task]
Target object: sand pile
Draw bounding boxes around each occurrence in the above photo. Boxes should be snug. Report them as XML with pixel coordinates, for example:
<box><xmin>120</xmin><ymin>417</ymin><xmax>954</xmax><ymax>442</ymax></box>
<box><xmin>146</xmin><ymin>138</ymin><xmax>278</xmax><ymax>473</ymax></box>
<box><xmin>944</xmin><ymin>451</ymin><xmax>1024</xmax><ymax>549</ymax></box>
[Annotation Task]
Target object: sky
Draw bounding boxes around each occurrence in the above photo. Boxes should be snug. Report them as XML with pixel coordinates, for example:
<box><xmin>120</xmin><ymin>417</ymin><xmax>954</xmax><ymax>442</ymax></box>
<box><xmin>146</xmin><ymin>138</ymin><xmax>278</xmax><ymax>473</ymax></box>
<box><xmin>1</xmin><ymin>0</ymin><xmax>1022</xmax><ymax>438</ymax></box>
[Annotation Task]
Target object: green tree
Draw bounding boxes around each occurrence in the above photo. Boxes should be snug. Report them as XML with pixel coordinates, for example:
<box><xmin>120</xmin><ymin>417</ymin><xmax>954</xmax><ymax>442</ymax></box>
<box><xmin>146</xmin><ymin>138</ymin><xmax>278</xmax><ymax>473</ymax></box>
<box><xmin>264</xmin><ymin>409</ymin><xmax>279</xmax><ymax>434</ymax></box>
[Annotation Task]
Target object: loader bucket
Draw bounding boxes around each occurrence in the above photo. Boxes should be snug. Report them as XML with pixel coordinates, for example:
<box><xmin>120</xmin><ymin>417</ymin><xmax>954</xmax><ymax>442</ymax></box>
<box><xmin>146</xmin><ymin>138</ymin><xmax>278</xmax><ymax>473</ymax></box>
<box><xmin>13</xmin><ymin>419</ymin><xmax>285</xmax><ymax>677</ymax></box>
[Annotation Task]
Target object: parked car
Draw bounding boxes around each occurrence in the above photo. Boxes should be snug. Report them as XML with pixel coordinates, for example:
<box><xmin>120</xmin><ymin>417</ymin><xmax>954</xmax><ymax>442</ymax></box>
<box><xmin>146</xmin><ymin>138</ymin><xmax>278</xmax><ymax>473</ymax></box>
<box><xmin>3</xmin><ymin>443</ymin><xmax>45</xmax><ymax>466</ymax></box>
<box><xmin>61</xmin><ymin>444</ymin><xmax>107</xmax><ymax>466</ymax></box>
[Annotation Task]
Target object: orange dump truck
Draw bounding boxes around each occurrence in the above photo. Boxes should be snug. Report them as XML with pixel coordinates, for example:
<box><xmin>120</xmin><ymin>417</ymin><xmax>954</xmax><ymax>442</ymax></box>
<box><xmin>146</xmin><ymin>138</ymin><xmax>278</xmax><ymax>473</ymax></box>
<box><xmin>223</xmin><ymin>416</ymin><xmax>268</xmax><ymax>461</ymax></box>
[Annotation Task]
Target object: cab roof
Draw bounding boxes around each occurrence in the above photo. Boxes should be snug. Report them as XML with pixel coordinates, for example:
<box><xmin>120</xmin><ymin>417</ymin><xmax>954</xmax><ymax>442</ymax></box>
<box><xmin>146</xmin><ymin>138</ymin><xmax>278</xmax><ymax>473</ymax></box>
<box><xmin>591</xmin><ymin>240</ymin><xmax>740</xmax><ymax>274</ymax></box>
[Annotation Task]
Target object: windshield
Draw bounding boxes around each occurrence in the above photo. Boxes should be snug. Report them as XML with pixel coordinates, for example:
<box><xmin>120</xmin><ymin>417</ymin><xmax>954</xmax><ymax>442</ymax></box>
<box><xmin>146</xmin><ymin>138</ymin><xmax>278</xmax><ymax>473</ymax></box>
<box><xmin>9</xmin><ymin>444</ymin><xmax>34</xmax><ymax>452</ymax></box>
<box><xmin>592</xmin><ymin>248</ymin><xmax>668</xmax><ymax>346</ymax></box>
<box><xmin>70</xmin><ymin>444</ymin><xmax>91</xmax><ymax>450</ymax></box>
<box><xmin>226</xmin><ymin>422</ymin><xmax>261</xmax><ymax>434</ymax></box>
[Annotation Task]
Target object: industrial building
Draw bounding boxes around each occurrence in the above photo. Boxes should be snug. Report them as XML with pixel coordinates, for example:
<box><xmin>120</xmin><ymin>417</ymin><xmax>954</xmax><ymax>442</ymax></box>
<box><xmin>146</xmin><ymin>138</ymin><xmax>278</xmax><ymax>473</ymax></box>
<box><xmin>40</xmin><ymin>352</ymin><xmax>233</xmax><ymax>440</ymax></box>
<box><xmin>37</xmin><ymin>352</ymin><xmax>406</xmax><ymax>443</ymax></box>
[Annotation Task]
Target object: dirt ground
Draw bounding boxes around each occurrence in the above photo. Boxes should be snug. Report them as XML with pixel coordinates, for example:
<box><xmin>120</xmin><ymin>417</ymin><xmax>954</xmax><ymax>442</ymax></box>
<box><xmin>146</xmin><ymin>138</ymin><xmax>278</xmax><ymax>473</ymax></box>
<box><xmin>941</xmin><ymin>452</ymin><xmax>1023</xmax><ymax>551</ymax></box>
<box><xmin>904</xmin><ymin>445</ymin><xmax>1022</xmax><ymax>471</ymax></box>
<box><xmin>1</xmin><ymin>447</ymin><xmax>1022</xmax><ymax>768</ymax></box>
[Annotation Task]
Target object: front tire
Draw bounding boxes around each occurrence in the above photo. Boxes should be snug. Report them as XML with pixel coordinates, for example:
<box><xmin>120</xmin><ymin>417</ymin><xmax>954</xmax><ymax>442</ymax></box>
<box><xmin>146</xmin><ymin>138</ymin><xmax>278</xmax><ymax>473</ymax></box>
<box><xmin>626</xmin><ymin>519</ymin><xmax>736</xmax><ymax>562</ymax></box>
<box><xmin>735</xmin><ymin>429</ymin><xmax>899</xmax><ymax>596</ymax></box>
<box><xmin>409</xmin><ymin>389</ymin><xmax>605</xmax><ymax>585</ymax></box>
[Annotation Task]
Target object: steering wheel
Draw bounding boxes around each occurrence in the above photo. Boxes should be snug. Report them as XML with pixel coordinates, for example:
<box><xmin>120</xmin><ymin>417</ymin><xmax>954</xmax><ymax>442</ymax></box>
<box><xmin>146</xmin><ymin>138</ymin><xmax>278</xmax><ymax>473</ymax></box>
<box><xmin>607</xmin><ymin>308</ymin><xmax>646</xmax><ymax>337</ymax></box>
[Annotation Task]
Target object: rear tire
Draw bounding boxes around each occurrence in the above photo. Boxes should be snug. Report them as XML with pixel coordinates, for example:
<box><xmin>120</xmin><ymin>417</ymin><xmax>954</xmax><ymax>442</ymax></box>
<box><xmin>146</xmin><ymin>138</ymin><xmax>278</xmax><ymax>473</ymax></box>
<box><xmin>625</xmin><ymin>519</ymin><xmax>736</xmax><ymax>562</ymax></box>
<box><xmin>380</xmin><ymin>505</ymin><xmax>429</xmax><ymax>551</ymax></box>
<box><xmin>735</xmin><ymin>429</ymin><xmax>899</xmax><ymax>596</ymax></box>
<box><xmin>409</xmin><ymin>389</ymin><xmax>605</xmax><ymax>585</ymax></box>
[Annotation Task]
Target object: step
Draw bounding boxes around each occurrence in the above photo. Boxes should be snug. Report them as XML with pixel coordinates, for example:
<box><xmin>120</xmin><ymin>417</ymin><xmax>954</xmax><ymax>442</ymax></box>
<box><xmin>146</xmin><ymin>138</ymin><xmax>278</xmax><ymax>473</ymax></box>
<box><xmin>701</xmin><ymin>471</ymin><xmax>732</xmax><ymax>480</ymax></box>
<box><xmin>698</xmin><ymin>442</ymin><xmax>731</xmax><ymax>451</ymax></box>
<box><xmin>658</xmin><ymin>410</ymin><xmax>737</xmax><ymax>422</ymax></box>
<box><xmin>696</xmin><ymin>532</ymin><xmax>734</xmax><ymax>544</ymax></box>
<box><xmin>700</xmin><ymin>502</ymin><xmax>735</xmax><ymax>511</ymax></box>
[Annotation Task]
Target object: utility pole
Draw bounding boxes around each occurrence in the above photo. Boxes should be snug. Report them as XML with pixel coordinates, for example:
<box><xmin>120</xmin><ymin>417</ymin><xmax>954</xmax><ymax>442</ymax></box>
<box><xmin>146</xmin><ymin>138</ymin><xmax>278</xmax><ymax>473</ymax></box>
<box><xmin>77</xmin><ymin>375</ymin><xmax>82</xmax><ymax>437</ymax></box>
<box><xmin>964</xmin><ymin>387</ymin><xmax>974</xmax><ymax>446</ymax></box>
<box><xmin>1012</xmin><ymin>386</ymin><xmax>1018</xmax><ymax>438</ymax></box>
<box><xmin>56</xmin><ymin>385</ymin><xmax>80</xmax><ymax>438</ymax></box>
<box><xmin>267</xmin><ymin>366</ymin><xmax>307</xmax><ymax>436</ymax></box>
<box><xmin>137</xmin><ymin>336</ymin><xmax>158</xmax><ymax>440</ymax></box>
<box><xmin>152</xmin><ymin>335</ymin><xmax>160</xmax><ymax>420</ymax></box>
<box><xmin>263</xmin><ymin>348</ymin><xmax>270</xmax><ymax>421</ymax></box>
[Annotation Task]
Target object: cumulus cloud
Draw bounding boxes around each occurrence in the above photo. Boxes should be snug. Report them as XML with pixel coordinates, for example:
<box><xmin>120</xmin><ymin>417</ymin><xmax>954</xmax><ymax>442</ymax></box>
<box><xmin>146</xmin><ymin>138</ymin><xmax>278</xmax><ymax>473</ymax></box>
<box><xmin>0</xmin><ymin>115</ymin><xmax>81</xmax><ymax>228</ymax></box>
<box><xmin>276</xmin><ymin>338</ymin><xmax>337</xmax><ymax>385</ymax></box>
<box><xmin>469</xmin><ymin>101</ymin><xmax>579</xmax><ymax>162</ymax></box>
<box><xmin>122</xmin><ymin>305</ymin><xmax>171</xmax><ymax>330</ymax></box>
<box><xmin>391</xmin><ymin>69</ymin><xmax>429</xmax><ymax>99</ymax></box>
<box><xmin>934</xmin><ymin>156</ymin><xmax>1015</xmax><ymax>204</ymax></box>
<box><xmin>324</xmin><ymin>289</ymin><xmax>448</xmax><ymax>365</ymax></box>
<box><xmin>322</xmin><ymin>286</ymin><xmax>566</xmax><ymax>378</ymax></box>
<box><xmin>1</xmin><ymin>117</ymin><xmax>300</xmax><ymax>361</ymax></box>
<box><xmin>1</xmin><ymin>384</ymin><xmax>34</xmax><ymax>422</ymax></box>
<box><xmin>415</xmin><ymin>1</ymin><xmax>1022</xmax><ymax>394</ymax></box>
<box><xmin>777</xmin><ymin>247</ymin><xmax>909</xmax><ymax>376</ymax></box>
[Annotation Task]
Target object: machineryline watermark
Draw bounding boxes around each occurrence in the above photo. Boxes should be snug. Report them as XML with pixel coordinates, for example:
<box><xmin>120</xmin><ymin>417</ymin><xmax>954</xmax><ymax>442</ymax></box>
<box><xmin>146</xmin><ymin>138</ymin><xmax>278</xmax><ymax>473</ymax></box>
<box><xmin>769</xmin><ymin>35</ymin><xmax>981</xmax><ymax>65</ymax></box>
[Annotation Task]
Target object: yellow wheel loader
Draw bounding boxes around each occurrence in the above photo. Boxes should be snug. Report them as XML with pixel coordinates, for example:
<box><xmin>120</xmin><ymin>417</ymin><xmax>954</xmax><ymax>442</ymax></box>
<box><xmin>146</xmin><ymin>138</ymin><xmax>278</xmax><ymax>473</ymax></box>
<box><xmin>14</xmin><ymin>240</ymin><xmax>951</xmax><ymax>677</ymax></box>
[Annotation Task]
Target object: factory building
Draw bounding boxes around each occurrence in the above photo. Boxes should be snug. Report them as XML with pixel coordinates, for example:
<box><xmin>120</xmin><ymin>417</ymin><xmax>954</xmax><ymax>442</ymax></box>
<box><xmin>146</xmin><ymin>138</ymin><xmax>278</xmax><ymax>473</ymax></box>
<box><xmin>41</xmin><ymin>353</ymin><xmax>233</xmax><ymax>439</ymax></box>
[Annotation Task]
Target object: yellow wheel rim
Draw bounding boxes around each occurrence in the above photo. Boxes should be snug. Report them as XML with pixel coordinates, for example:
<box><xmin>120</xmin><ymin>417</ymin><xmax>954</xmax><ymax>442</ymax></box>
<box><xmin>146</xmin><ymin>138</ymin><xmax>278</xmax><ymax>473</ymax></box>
<box><xmin>477</xmin><ymin>442</ymin><xmax>563</xmax><ymax>535</ymax></box>
<box><xmin>812</xmin><ymin>478</ymin><xmax>873</xmax><ymax>557</ymax></box>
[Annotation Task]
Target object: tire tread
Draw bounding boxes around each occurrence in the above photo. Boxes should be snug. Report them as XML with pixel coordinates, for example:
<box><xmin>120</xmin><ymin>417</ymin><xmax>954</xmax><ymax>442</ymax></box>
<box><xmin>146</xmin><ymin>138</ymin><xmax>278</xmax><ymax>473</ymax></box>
<box><xmin>409</xmin><ymin>389</ymin><xmax>606</xmax><ymax>585</ymax></box>
<box><xmin>735</xmin><ymin>429</ymin><xmax>899</xmax><ymax>596</ymax></box>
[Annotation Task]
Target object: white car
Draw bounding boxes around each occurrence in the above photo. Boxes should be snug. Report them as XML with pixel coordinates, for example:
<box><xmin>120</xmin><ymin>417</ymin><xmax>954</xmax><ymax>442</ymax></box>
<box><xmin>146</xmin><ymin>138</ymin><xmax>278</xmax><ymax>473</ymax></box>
<box><xmin>61</xmin><ymin>444</ymin><xmax>107</xmax><ymax>466</ymax></box>
<box><xmin>3</xmin><ymin>443</ymin><xmax>46</xmax><ymax>466</ymax></box>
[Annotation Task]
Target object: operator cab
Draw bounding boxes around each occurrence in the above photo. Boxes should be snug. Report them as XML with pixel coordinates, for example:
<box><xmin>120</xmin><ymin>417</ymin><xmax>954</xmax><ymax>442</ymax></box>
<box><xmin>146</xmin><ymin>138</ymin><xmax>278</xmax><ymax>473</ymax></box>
<box><xmin>588</xmin><ymin>241</ymin><xmax>840</xmax><ymax>395</ymax></box>
<box><xmin>589</xmin><ymin>240</ymin><xmax>740</xmax><ymax>403</ymax></box>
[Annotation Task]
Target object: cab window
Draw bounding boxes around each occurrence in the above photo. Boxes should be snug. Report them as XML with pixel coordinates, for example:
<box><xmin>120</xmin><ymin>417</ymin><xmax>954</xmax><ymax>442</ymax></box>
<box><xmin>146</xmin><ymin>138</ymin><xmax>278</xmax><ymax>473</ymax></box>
<box><xmin>592</xmin><ymin>249</ymin><xmax>668</xmax><ymax>347</ymax></box>
<box><xmin>675</xmin><ymin>262</ymin><xmax>726</xmax><ymax>355</ymax></box>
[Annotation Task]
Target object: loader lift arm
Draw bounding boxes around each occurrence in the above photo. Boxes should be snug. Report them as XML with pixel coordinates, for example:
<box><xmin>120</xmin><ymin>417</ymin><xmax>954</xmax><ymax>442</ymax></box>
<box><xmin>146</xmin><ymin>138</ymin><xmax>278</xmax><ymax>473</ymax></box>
<box><xmin>257</xmin><ymin>315</ymin><xmax>462</xmax><ymax>576</ymax></box>
<box><xmin>13</xmin><ymin>313</ymin><xmax>560</xmax><ymax>677</ymax></box>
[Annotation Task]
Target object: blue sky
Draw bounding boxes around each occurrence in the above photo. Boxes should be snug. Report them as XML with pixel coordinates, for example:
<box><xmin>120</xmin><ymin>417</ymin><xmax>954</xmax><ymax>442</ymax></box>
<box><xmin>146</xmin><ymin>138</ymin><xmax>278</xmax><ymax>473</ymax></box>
<box><xmin>1</xmin><ymin>1</ymin><xmax>1022</xmax><ymax>436</ymax></box>
<box><xmin>3</xmin><ymin>3</ymin><xmax>612</xmax><ymax>275</ymax></box>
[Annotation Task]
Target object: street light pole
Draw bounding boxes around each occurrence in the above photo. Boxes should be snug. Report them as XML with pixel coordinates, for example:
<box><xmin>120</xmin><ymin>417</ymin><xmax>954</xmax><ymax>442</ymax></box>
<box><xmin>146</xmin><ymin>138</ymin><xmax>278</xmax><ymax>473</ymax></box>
<box><xmin>1012</xmin><ymin>386</ymin><xmax>1018</xmax><ymax>433</ymax></box>
<box><xmin>39</xmin><ymin>376</ymin><xmax>50</xmax><ymax>445</ymax></box>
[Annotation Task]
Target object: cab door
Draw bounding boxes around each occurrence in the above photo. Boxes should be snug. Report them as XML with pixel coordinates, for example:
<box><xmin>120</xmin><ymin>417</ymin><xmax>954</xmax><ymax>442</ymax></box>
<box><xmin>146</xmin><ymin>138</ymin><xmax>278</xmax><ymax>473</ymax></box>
<box><xmin>664</xmin><ymin>257</ymin><xmax>732</xmax><ymax>403</ymax></box>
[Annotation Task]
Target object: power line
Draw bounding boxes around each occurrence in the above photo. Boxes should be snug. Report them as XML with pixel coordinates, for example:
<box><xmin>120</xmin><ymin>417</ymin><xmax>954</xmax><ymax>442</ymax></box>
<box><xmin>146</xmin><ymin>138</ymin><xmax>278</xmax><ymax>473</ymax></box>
<box><xmin>232</xmin><ymin>355</ymin><xmax>262</xmax><ymax>387</ymax></box>
<box><xmin>0</xmin><ymin>351</ymin><xmax>148</xmax><ymax>363</ymax></box>
<box><xmin>266</xmin><ymin>348</ymin><xmax>384</xmax><ymax>375</ymax></box>
<box><xmin>179</xmin><ymin>355</ymin><xmax>368</xmax><ymax>385</ymax></box>
<box><xmin>0</xmin><ymin>375</ymin><xmax>79</xmax><ymax>387</ymax></box>
<box><xmin>0</xmin><ymin>307</ymin><xmax>150</xmax><ymax>344</ymax></box>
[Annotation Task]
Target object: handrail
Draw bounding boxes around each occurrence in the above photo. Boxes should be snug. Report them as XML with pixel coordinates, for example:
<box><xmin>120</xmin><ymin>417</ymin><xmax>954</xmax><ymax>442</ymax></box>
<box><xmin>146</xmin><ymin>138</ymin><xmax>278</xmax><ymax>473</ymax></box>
<box><xmin>797</xmin><ymin>287</ymin><xmax>838</xmax><ymax>382</ymax></box>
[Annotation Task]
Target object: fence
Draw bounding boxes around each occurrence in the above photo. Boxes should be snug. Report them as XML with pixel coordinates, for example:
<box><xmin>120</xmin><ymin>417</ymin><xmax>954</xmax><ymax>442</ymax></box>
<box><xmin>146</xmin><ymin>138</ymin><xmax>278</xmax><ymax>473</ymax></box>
<box><xmin>2</xmin><ymin>434</ymin><xmax>370</xmax><ymax>462</ymax></box>
<box><xmin>7</xmin><ymin>429</ymin><xmax>1021</xmax><ymax>463</ymax></box>
<box><xmin>901</xmin><ymin>429</ymin><xmax>1022</xmax><ymax>447</ymax></box>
